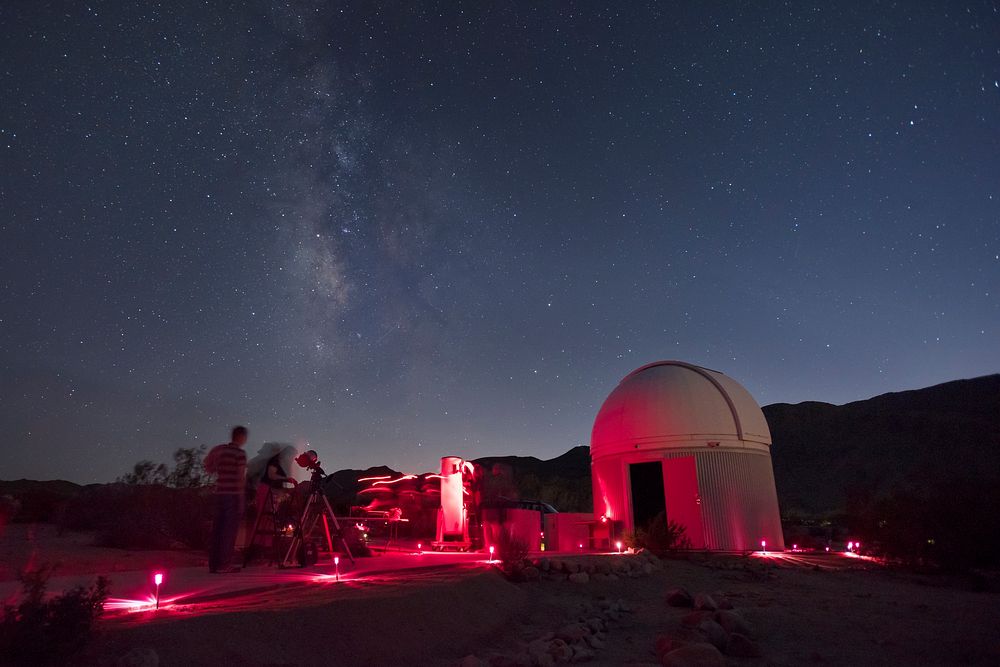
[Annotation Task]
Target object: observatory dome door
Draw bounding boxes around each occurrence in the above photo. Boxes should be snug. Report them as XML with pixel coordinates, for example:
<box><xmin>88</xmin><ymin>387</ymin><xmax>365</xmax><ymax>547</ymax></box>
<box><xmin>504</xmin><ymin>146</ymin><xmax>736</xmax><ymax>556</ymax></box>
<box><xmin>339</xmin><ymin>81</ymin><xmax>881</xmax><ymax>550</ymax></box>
<box><xmin>627</xmin><ymin>457</ymin><xmax>705</xmax><ymax>549</ymax></box>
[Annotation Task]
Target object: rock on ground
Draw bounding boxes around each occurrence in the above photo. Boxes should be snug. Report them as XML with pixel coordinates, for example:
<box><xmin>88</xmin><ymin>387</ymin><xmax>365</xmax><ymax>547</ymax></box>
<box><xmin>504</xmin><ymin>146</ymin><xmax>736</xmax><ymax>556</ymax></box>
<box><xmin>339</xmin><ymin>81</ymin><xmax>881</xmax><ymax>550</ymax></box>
<box><xmin>660</xmin><ymin>642</ymin><xmax>726</xmax><ymax>667</ymax></box>
<box><xmin>726</xmin><ymin>632</ymin><xmax>762</xmax><ymax>658</ymax></box>
<box><xmin>117</xmin><ymin>648</ymin><xmax>159</xmax><ymax>667</ymax></box>
<box><xmin>665</xmin><ymin>587</ymin><xmax>694</xmax><ymax>607</ymax></box>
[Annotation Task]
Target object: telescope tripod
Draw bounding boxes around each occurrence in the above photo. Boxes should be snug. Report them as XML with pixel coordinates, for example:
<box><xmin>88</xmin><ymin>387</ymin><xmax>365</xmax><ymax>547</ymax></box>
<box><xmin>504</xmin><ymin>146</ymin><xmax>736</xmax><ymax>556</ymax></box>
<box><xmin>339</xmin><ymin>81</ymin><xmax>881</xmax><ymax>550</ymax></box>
<box><xmin>282</xmin><ymin>486</ymin><xmax>355</xmax><ymax>567</ymax></box>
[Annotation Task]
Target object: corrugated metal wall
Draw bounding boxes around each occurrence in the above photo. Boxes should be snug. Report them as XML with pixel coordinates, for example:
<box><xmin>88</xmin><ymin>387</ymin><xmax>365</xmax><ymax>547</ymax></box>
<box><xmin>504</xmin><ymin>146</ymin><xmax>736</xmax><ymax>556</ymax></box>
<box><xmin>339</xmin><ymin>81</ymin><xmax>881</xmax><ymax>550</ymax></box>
<box><xmin>682</xmin><ymin>450</ymin><xmax>784</xmax><ymax>551</ymax></box>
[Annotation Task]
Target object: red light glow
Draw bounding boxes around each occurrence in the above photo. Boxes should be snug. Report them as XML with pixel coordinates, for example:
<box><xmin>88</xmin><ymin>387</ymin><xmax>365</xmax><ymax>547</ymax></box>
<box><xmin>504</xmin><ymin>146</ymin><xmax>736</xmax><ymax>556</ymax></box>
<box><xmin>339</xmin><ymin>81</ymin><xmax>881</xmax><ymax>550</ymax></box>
<box><xmin>357</xmin><ymin>475</ymin><xmax>392</xmax><ymax>482</ymax></box>
<box><xmin>371</xmin><ymin>475</ymin><xmax>417</xmax><ymax>486</ymax></box>
<box><xmin>153</xmin><ymin>573</ymin><xmax>163</xmax><ymax>586</ymax></box>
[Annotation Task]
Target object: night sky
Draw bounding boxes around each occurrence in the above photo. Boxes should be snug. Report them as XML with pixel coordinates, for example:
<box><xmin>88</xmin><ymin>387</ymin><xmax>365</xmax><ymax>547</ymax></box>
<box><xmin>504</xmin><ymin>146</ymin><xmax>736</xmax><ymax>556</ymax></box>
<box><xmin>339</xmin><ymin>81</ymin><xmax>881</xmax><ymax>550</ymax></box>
<box><xmin>2</xmin><ymin>2</ymin><xmax>998</xmax><ymax>483</ymax></box>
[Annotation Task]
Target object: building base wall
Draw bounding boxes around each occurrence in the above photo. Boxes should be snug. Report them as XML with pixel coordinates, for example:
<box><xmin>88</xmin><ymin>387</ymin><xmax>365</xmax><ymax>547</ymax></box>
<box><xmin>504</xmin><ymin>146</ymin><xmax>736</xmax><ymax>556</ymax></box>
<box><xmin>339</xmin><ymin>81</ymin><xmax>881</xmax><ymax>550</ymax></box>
<box><xmin>592</xmin><ymin>447</ymin><xmax>784</xmax><ymax>552</ymax></box>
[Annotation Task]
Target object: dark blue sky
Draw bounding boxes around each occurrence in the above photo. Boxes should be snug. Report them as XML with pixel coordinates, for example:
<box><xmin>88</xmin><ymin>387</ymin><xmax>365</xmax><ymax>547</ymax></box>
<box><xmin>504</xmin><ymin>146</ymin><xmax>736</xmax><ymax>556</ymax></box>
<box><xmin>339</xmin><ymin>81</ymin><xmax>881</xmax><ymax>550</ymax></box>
<box><xmin>2</xmin><ymin>2</ymin><xmax>998</xmax><ymax>483</ymax></box>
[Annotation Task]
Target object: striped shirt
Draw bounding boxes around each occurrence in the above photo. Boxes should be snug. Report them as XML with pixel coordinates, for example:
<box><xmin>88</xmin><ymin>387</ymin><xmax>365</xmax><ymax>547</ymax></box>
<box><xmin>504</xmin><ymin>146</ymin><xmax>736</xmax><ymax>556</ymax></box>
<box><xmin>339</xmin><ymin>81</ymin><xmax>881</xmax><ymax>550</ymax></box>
<box><xmin>205</xmin><ymin>443</ymin><xmax>247</xmax><ymax>495</ymax></box>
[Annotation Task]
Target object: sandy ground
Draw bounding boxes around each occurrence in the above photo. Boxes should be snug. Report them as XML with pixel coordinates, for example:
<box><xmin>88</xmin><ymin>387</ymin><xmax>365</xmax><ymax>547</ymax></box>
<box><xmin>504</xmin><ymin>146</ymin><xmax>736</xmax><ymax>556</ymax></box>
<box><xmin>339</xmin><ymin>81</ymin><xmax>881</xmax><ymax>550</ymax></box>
<box><xmin>5</xmin><ymin>526</ymin><xmax>1000</xmax><ymax>666</ymax></box>
<box><xmin>68</xmin><ymin>555</ymin><xmax>1000</xmax><ymax>666</ymax></box>
<box><xmin>0</xmin><ymin>523</ymin><xmax>204</xmax><ymax>583</ymax></box>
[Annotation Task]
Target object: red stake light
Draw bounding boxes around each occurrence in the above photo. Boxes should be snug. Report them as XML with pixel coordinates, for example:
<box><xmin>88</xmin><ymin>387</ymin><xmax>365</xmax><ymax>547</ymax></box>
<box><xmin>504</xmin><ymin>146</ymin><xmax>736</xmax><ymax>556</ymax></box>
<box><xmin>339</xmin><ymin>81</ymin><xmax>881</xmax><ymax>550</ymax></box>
<box><xmin>334</xmin><ymin>556</ymin><xmax>340</xmax><ymax>582</ymax></box>
<box><xmin>488</xmin><ymin>545</ymin><xmax>495</xmax><ymax>563</ymax></box>
<box><xmin>616</xmin><ymin>540</ymin><xmax>623</xmax><ymax>554</ymax></box>
<box><xmin>152</xmin><ymin>572</ymin><xmax>164</xmax><ymax>609</ymax></box>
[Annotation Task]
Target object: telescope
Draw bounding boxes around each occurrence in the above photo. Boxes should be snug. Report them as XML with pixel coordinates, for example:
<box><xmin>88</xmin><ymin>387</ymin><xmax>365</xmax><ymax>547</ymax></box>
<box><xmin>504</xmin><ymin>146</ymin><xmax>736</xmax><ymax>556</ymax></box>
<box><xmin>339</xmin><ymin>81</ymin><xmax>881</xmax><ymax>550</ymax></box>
<box><xmin>294</xmin><ymin>450</ymin><xmax>324</xmax><ymax>475</ymax></box>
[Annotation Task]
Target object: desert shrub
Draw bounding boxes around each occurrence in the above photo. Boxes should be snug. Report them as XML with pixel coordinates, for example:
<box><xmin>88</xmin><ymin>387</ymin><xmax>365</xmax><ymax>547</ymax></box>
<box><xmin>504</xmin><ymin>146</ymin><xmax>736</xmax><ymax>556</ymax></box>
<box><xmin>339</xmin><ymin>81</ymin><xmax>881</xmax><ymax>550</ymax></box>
<box><xmin>0</xmin><ymin>566</ymin><xmax>108</xmax><ymax>665</ymax></box>
<box><xmin>59</xmin><ymin>484</ymin><xmax>212</xmax><ymax>550</ymax></box>
<box><xmin>55</xmin><ymin>446</ymin><xmax>215</xmax><ymax>550</ymax></box>
<box><xmin>8</xmin><ymin>490</ymin><xmax>75</xmax><ymax>524</ymax></box>
<box><xmin>495</xmin><ymin>527</ymin><xmax>530</xmax><ymax>574</ymax></box>
<box><xmin>624</xmin><ymin>511</ymin><xmax>690</xmax><ymax>555</ymax></box>
<box><xmin>847</xmin><ymin>478</ymin><xmax>1000</xmax><ymax>571</ymax></box>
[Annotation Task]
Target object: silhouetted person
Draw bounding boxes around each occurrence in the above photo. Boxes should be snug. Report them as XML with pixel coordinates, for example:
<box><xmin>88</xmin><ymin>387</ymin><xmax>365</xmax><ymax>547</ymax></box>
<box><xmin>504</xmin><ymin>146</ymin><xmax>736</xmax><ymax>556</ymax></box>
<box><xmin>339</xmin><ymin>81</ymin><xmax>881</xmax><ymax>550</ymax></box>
<box><xmin>204</xmin><ymin>425</ymin><xmax>248</xmax><ymax>573</ymax></box>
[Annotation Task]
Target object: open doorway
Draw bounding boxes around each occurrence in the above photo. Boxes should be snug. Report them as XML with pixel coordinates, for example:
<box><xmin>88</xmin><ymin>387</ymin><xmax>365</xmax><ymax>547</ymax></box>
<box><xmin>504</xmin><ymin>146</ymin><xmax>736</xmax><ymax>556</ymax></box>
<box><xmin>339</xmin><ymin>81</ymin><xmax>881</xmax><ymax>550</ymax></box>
<box><xmin>629</xmin><ymin>462</ymin><xmax>666</xmax><ymax>530</ymax></box>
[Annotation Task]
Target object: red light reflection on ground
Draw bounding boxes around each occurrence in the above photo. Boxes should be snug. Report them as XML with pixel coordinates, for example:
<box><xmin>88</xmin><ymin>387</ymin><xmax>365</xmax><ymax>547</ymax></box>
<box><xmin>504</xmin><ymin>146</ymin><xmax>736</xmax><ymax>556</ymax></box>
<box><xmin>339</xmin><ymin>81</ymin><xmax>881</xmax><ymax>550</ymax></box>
<box><xmin>750</xmin><ymin>549</ymin><xmax>885</xmax><ymax>570</ymax></box>
<box><xmin>101</xmin><ymin>555</ymin><xmax>496</xmax><ymax>620</ymax></box>
<box><xmin>104</xmin><ymin>593</ymin><xmax>185</xmax><ymax>614</ymax></box>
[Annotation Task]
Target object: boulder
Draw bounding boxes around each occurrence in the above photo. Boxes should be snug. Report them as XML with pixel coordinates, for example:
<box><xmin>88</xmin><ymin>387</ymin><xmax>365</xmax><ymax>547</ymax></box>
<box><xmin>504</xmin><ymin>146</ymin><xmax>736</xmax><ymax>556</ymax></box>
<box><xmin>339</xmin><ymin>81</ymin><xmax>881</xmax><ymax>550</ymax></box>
<box><xmin>714</xmin><ymin>610</ymin><xmax>753</xmax><ymax>638</ymax></box>
<box><xmin>571</xmin><ymin>643</ymin><xmax>596</xmax><ymax>663</ymax></box>
<box><xmin>548</xmin><ymin>638</ymin><xmax>573</xmax><ymax>663</ymax></box>
<box><xmin>697</xmin><ymin>619</ymin><xmax>729</xmax><ymax>652</ymax></box>
<box><xmin>522</xmin><ymin>566</ymin><xmax>541</xmax><ymax>581</ymax></box>
<box><xmin>711</xmin><ymin>591</ymin><xmax>733</xmax><ymax>609</ymax></box>
<box><xmin>459</xmin><ymin>655</ymin><xmax>484</xmax><ymax>667</ymax></box>
<box><xmin>584</xmin><ymin>634</ymin><xmax>606</xmax><ymax>650</ymax></box>
<box><xmin>528</xmin><ymin>639</ymin><xmax>551</xmax><ymax>661</ymax></box>
<box><xmin>680</xmin><ymin>611</ymin><xmax>714</xmax><ymax>627</ymax></box>
<box><xmin>117</xmin><ymin>648</ymin><xmax>159</xmax><ymax>667</ymax></box>
<box><xmin>556</xmin><ymin>624</ymin><xmax>590</xmax><ymax>643</ymax></box>
<box><xmin>655</xmin><ymin>636</ymin><xmax>690</xmax><ymax>661</ymax></box>
<box><xmin>538</xmin><ymin>558</ymin><xmax>551</xmax><ymax>572</ymax></box>
<box><xmin>568</xmin><ymin>572</ymin><xmax>590</xmax><ymax>584</ymax></box>
<box><xmin>584</xmin><ymin>617</ymin><xmax>605</xmax><ymax>633</ymax></box>
<box><xmin>665</xmin><ymin>587</ymin><xmax>694</xmax><ymax>607</ymax></box>
<box><xmin>726</xmin><ymin>633</ymin><xmax>762</xmax><ymax>658</ymax></box>
<box><xmin>693</xmin><ymin>593</ymin><xmax>717</xmax><ymax>611</ymax></box>
<box><xmin>660</xmin><ymin>643</ymin><xmax>726</xmax><ymax>667</ymax></box>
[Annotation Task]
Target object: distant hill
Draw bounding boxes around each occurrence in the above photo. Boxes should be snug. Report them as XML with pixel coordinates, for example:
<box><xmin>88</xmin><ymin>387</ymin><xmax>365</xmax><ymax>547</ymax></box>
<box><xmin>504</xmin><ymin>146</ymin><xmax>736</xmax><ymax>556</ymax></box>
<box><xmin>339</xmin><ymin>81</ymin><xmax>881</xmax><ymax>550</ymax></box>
<box><xmin>4</xmin><ymin>375</ymin><xmax>996</xmax><ymax>523</ymax></box>
<box><xmin>765</xmin><ymin>374</ymin><xmax>1000</xmax><ymax>516</ymax></box>
<box><xmin>0</xmin><ymin>479</ymin><xmax>83</xmax><ymax>496</ymax></box>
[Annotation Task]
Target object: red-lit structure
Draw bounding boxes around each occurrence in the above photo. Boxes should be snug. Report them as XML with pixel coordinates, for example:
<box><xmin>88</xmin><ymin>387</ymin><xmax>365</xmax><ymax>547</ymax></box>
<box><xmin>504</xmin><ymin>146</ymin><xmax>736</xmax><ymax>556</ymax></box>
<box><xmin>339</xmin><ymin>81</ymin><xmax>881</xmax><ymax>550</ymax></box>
<box><xmin>431</xmin><ymin>456</ymin><xmax>472</xmax><ymax>550</ymax></box>
<box><xmin>591</xmin><ymin>361</ymin><xmax>784</xmax><ymax>552</ymax></box>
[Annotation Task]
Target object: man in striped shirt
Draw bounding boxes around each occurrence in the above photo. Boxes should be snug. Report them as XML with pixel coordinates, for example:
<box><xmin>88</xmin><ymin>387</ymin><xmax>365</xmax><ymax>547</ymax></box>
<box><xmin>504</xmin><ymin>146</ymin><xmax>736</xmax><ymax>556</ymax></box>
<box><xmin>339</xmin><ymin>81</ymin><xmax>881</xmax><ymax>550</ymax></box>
<box><xmin>204</xmin><ymin>425</ymin><xmax>248</xmax><ymax>573</ymax></box>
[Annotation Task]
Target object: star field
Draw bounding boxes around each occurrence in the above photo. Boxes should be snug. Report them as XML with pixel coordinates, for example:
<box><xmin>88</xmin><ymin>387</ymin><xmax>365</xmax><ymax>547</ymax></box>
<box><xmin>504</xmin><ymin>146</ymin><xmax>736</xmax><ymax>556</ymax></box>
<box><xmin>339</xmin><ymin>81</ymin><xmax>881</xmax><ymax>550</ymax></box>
<box><xmin>1</xmin><ymin>2</ymin><xmax>998</xmax><ymax>482</ymax></box>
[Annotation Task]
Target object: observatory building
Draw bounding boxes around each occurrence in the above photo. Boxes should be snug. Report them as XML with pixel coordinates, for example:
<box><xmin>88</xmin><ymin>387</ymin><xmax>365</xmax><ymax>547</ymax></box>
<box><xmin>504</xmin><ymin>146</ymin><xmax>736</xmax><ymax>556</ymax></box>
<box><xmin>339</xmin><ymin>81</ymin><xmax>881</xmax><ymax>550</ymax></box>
<box><xmin>591</xmin><ymin>361</ymin><xmax>784</xmax><ymax>551</ymax></box>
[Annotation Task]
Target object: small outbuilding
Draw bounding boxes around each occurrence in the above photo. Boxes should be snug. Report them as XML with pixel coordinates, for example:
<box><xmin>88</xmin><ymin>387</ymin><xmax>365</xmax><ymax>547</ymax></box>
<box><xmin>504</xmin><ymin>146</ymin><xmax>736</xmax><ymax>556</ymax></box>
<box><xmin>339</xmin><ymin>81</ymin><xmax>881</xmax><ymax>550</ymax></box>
<box><xmin>591</xmin><ymin>360</ymin><xmax>784</xmax><ymax>551</ymax></box>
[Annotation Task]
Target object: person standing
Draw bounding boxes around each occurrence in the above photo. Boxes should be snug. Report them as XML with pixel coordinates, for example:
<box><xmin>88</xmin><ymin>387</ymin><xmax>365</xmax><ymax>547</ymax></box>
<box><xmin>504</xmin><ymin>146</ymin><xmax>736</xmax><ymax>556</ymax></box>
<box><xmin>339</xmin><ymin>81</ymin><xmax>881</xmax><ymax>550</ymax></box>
<box><xmin>204</xmin><ymin>425</ymin><xmax>248</xmax><ymax>573</ymax></box>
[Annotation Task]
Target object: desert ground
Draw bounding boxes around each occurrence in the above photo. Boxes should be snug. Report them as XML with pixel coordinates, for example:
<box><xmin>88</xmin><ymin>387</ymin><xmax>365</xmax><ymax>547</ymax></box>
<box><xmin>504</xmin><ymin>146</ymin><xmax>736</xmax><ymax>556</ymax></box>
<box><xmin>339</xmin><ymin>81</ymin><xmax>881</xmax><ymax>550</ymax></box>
<box><xmin>5</xmin><ymin>525</ymin><xmax>1000</xmax><ymax>666</ymax></box>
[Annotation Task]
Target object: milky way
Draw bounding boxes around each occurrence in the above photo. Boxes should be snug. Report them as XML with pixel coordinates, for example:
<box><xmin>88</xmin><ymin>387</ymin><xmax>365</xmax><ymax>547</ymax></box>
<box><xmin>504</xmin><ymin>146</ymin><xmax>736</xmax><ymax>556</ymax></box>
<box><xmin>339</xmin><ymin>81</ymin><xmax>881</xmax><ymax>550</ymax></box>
<box><xmin>2</xmin><ymin>2</ymin><xmax>998</xmax><ymax>482</ymax></box>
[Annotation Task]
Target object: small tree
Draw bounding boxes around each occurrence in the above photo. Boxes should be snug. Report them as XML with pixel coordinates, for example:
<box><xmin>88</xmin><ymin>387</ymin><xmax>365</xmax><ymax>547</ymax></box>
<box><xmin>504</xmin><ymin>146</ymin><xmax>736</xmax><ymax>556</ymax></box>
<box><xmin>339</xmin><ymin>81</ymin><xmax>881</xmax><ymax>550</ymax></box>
<box><xmin>117</xmin><ymin>460</ymin><xmax>168</xmax><ymax>485</ymax></box>
<box><xmin>166</xmin><ymin>446</ymin><xmax>209</xmax><ymax>488</ymax></box>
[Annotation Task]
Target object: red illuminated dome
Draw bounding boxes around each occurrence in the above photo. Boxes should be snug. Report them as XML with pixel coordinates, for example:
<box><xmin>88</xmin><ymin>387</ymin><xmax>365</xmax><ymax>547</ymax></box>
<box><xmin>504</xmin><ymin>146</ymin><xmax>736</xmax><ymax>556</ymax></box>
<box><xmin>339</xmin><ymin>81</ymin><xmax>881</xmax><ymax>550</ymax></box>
<box><xmin>591</xmin><ymin>360</ymin><xmax>771</xmax><ymax>460</ymax></box>
<box><xmin>590</xmin><ymin>360</ymin><xmax>783</xmax><ymax>552</ymax></box>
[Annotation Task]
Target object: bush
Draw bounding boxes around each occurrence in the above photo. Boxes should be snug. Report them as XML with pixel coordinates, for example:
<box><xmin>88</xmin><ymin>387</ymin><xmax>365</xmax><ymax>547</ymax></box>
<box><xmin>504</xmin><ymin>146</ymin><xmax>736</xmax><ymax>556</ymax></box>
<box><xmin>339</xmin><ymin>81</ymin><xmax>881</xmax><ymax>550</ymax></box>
<box><xmin>0</xmin><ymin>566</ymin><xmax>108</xmax><ymax>665</ymax></box>
<box><xmin>847</xmin><ymin>478</ymin><xmax>1000</xmax><ymax>571</ymax></box>
<box><xmin>59</xmin><ymin>484</ymin><xmax>212</xmax><ymax>550</ymax></box>
<box><xmin>495</xmin><ymin>527</ymin><xmax>530</xmax><ymax>575</ymax></box>
<box><xmin>624</xmin><ymin>511</ymin><xmax>690</xmax><ymax>555</ymax></box>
